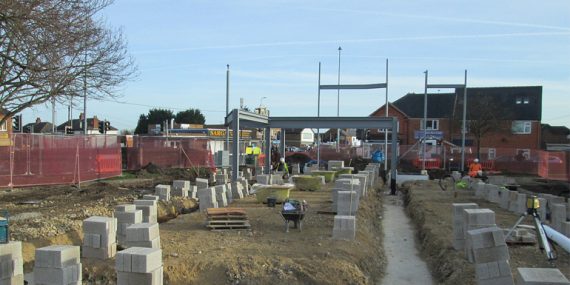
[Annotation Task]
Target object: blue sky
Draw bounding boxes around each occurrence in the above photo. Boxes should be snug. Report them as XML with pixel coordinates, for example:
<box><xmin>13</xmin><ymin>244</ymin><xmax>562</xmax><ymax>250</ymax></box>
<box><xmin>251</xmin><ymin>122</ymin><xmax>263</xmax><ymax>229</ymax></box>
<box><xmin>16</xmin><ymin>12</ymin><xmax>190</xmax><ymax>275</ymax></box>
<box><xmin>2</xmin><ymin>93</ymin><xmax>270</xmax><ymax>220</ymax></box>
<box><xmin>23</xmin><ymin>0</ymin><xmax>570</xmax><ymax>130</ymax></box>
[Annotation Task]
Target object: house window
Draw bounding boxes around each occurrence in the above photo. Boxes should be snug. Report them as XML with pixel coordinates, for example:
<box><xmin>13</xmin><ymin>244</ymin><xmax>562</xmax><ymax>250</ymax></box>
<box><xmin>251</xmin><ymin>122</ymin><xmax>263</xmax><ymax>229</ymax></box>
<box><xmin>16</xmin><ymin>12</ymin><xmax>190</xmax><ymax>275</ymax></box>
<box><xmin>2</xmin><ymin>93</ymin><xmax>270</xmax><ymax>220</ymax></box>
<box><xmin>515</xmin><ymin>149</ymin><xmax>530</xmax><ymax>160</ymax></box>
<box><xmin>516</xmin><ymin>96</ymin><xmax>529</xmax><ymax>104</ymax></box>
<box><xmin>378</xmin><ymin>121</ymin><xmax>400</xmax><ymax>133</ymax></box>
<box><xmin>420</xmin><ymin>119</ymin><xmax>439</xmax><ymax>130</ymax></box>
<box><xmin>511</xmin><ymin>121</ymin><xmax>531</xmax><ymax>134</ymax></box>
<box><xmin>0</xmin><ymin>121</ymin><xmax>6</xmax><ymax>131</ymax></box>
<box><xmin>488</xmin><ymin>148</ymin><xmax>496</xmax><ymax>160</ymax></box>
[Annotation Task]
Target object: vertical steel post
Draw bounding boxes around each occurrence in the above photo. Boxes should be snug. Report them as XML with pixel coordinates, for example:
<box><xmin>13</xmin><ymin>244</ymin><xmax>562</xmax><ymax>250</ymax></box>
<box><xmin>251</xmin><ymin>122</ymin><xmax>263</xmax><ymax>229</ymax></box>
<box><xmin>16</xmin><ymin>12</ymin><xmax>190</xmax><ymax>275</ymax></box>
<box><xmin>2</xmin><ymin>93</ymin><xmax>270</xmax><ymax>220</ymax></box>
<box><xmin>280</xmin><ymin>129</ymin><xmax>286</xmax><ymax>158</ymax></box>
<box><xmin>423</xmin><ymin>70</ymin><xmax>428</xmax><ymax>171</ymax></box>
<box><xmin>461</xmin><ymin>70</ymin><xmax>468</xmax><ymax>172</ymax></box>
<box><xmin>317</xmin><ymin>62</ymin><xmax>321</xmax><ymax>169</ymax></box>
<box><xmin>336</xmin><ymin>47</ymin><xmax>342</xmax><ymax>152</ymax></box>
<box><xmin>83</xmin><ymin>55</ymin><xmax>87</xmax><ymax>135</ymax></box>
<box><xmin>265</xmin><ymin>126</ymin><xmax>271</xmax><ymax>174</ymax></box>
<box><xmin>225</xmin><ymin>65</ymin><xmax>230</xmax><ymax>151</ymax></box>
<box><xmin>384</xmin><ymin>58</ymin><xmax>389</xmax><ymax>171</ymax></box>
<box><xmin>231</xmin><ymin>110</ymin><xmax>239</xmax><ymax>182</ymax></box>
<box><xmin>390</xmin><ymin>117</ymin><xmax>398</xmax><ymax>195</ymax></box>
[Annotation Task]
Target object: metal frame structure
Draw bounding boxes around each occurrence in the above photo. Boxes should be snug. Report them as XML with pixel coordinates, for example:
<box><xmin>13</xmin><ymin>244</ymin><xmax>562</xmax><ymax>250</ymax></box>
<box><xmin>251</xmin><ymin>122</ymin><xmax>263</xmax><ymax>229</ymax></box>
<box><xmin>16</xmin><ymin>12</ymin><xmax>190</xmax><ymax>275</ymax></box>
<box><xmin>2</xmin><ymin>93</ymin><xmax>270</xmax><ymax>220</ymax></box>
<box><xmin>318</xmin><ymin>60</ymin><xmax>389</xmax><ymax>170</ymax></box>
<box><xmin>422</xmin><ymin>70</ymin><xmax>468</xmax><ymax>171</ymax></box>
<box><xmin>225</xmin><ymin>109</ymin><xmax>399</xmax><ymax>188</ymax></box>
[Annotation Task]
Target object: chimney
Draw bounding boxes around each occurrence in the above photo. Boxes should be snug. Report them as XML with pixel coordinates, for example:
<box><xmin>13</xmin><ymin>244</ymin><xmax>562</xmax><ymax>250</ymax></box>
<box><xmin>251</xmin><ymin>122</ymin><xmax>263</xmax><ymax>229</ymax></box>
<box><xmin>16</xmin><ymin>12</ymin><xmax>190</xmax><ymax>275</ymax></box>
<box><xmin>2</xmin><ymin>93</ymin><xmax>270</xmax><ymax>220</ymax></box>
<box><xmin>79</xmin><ymin>113</ymin><xmax>84</xmax><ymax>121</ymax></box>
<box><xmin>93</xmin><ymin>115</ymin><xmax>99</xmax><ymax>129</ymax></box>
<box><xmin>35</xmin><ymin>117</ymin><xmax>41</xmax><ymax>124</ymax></box>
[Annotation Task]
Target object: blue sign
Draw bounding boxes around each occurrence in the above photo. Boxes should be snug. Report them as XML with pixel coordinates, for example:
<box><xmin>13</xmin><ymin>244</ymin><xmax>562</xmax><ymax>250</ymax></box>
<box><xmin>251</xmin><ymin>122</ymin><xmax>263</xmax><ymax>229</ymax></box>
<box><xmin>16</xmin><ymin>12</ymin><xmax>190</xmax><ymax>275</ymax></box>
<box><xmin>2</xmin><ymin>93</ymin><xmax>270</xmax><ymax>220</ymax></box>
<box><xmin>414</xmin><ymin>130</ymin><xmax>444</xmax><ymax>139</ymax></box>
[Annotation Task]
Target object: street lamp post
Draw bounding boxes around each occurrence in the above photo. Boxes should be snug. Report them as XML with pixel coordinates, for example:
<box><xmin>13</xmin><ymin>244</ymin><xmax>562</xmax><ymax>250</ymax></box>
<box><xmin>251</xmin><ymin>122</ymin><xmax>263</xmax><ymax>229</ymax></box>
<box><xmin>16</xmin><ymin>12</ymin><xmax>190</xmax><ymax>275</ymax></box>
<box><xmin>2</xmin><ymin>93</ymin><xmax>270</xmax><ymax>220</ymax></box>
<box><xmin>336</xmin><ymin>46</ymin><xmax>342</xmax><ymax>152</ymax></box>
<box><xmin>259</xmin><ymin>97</ymin><xmax>267</xmax><ymax>108</ymax></box>
<box><xmin>225</xmin><ymin>64</ymin><xmax>230</xmax><ymax>151</ymax></box>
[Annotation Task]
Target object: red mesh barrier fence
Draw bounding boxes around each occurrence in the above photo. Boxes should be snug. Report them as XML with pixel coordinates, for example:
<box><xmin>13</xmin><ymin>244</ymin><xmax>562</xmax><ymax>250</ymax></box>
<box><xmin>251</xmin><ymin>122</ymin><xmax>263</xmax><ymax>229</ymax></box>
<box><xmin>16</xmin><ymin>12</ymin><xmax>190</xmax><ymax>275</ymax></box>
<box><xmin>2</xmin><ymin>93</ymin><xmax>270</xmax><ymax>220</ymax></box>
<box><xmin>125</xmin><ymin>136</ymin><xmax>211</xmax><ymax>170</ymax></box>
<box><xmin>0</xmin><ymin>134</ymin><xmax>121</xmax><ymax>188</ymax></box>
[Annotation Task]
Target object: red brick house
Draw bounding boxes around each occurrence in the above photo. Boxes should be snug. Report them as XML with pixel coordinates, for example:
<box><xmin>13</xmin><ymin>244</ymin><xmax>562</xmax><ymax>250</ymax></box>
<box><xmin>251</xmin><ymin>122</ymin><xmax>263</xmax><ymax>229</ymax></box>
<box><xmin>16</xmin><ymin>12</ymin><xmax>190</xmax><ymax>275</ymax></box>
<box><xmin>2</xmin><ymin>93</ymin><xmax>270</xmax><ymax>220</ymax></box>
<box><xmin>370</xmin><ymin>86</ymin><xmax>543</xmax><ymax>161</ymax></box>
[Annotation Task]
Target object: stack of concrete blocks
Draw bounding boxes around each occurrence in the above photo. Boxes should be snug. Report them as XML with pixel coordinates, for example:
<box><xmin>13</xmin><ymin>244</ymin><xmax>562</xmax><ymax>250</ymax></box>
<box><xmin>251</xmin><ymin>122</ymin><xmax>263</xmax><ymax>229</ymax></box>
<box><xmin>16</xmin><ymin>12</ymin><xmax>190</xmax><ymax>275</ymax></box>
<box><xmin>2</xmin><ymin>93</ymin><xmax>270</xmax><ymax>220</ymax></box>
<box><xmin>338</xmin><ymin>174</ymin><xmax>368</xmax><ymax>197</ymax></box>
<box><xmin>244</xmin><ymin>168</ymin><xmax>253</xmax><ymax>180</ymax></box>
<box><xmin>256</xmin><ymin>174</ymin><xmax>271</xmax><ymax>185</ymax></box>
<box><xmin>82</xmin><ymin>216</ymin><xmax>117</xmax><ymax>259</ymax></box>
<box><xmin>452</xmin><ymin>203</ymin><xmax>479</xmax><ymax>250</ymax></box>
<box><xmin>215</xmin><ymin>173</ymin><xmax>229</xmax><ymax>185</ymax></box>
<box><xmin>255</xmin><ymin>166</ymin><xmax>264</xmax><ymax>177</ymax></box>
<box><xmin>515</xmin><ymin>193</ymin><xmax>528</xmax><ymax>215</ymax></box>
<box><xmin>154</xmin><ymin>185</ymin><xmax>170</xmax><ymax>202</ymax></box>
<box><xmin>236</xmin><ymin>177</ymin><xmax>249</xmax><ymax>196</ymax></box>
<box><xmin>224</xmin><ymin>183</ymin><xmax>234</xmax><ymax>203</ymax></box>
<box><xmin>197</xmin><ymin>187</ymin><xmax>218</xmax><ymax>212</ymax></box>
<box><xmin>271</xmin><ymin>174</ymin><xmax>284</xmax><ymax>185</ymax></box>
<box><xmin>116</xmin><ymin>247</ymin><xmax>163</xmax><ymax>285</ymax></box>
<box><xmin>483</xmin><ymin>184</ymin><xmax>499</xmax><ymax>203</ymax></box>
<box><xmin>125</xmin><ymin>223</ymin><xmax>160</xmax><ymax>249</ymax></box>
<box><xmin>171</xmin><ymin>180</ymin><xmax>190</xmax><ymax>197</ymax></box>
<box><xmin>134</xmin><ymin>200</ymin><xmax>158</xmax><ymax>224</ymax></box>
<box><xmin>503</xmin><ymin>228</ymin><xmax>536</xmax><ymax>244</ymax></box>
<box><xmin>332</xmin><ymin>179</ymin><xmax>361</xmax><ymax>212</ymax></box>
<box><xmin>365</xmin><ymin>164</ymin><xmax>379</xmax><ymax>181</ymax></box>
<box><xmin>328</xmin><ymin>160</ymin><xmax>344</xmax><ymax>171</ymax></box>
<box><xmin>332</xmin><ymin>215</ymin><xmax>356</xmax><ymax>241</ymax></box>
<box><xmin>467</xmin><ymin>227</ymin><xmax>513</xmax><ymax>285</ymax></box>
<box><xmin>291</xmin><ymin>163</ymin><xmax>300</xmax><ymax>175</ymax></box>
<box><xmin>188</xmin><ymin>185</ymin><xmax>198</xmax><ymax>199</ymax></box>
<box><xmin>516</xmin><ymin>268</ymin><xmax>570</xmax><ymax>285</ymax></box>
<box><xmin>0</xmin><ymin>241</ymin><xmax>23</xmax><ymax>285</ymax></box>
<box><xmin>195</xmin><ymin>178</ymin><xmax>209</xmax><ymax>190</ymax></box>
<box><xmin>335</xmin><ymin>191</ymin><xmax>359</xmax><ymax>216</ymax></box>
<box><xmin>34</xmin><ymin>245</ymin><xmax>81</xmax><ymax>285</ymax></box>
<box><xmin>142</xmin><ymin>195</ymin><xmax>159</xmax><ymax>201</ymax></box>
<box><xmin>115</xmin><ymin>205</ymin><xmax>143</xmax><ymax>246</ymax></box>
<box><xmin>473</xmin><ymin>182</ymin><xmax>487</xmax><ymax>198</ymax></box>
<box><xmin>499</xmin><ymin>188</ymin><xmax>512</xmax><ymax>210</ymax></box>
<box><xmin>463</xmin><ymin>209</ymin><xmax>496</xmax><ymax>262</ymax></box>
<box><xmin>230</xmin><ymin>181</ymin><xmax>244</xmax><ymax>199</ymax></box>
<box><xmin>487</xmin><ymin>175</ymin><xmax>515</xmax><ymax>186</ymax></box>
<box><xmin>550</xmin><ymin>203</ymin><xmax>567</xmax><ymax>232</ymax></box>
<box><xmin>536</xmin><ymin>197</ymin><xmax>547</xmax><ymax>221</ymax></box>
<box><xmin>508</xmin><ymin>191</ymin><xmax>520</xmax><ymax>213</ymax></box>
<box><xmin>214</xmin><ymin>185</ymin><xmax>228</xmax><ymax>207</ymax></box>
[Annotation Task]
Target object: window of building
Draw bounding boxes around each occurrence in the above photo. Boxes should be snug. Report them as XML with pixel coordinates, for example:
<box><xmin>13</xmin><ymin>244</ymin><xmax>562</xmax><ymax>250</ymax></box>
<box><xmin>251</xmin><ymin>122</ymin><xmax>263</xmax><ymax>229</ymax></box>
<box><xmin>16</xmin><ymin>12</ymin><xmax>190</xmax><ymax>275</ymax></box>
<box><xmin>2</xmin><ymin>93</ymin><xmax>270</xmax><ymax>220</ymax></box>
<box><xmin>516</xmin><ymin>96</ymin><xmax>529</xmax><ymax>104</ymax></box>
<box><xmin>511</xmin><ymin>121</ymin><xmax>532</xmax><ymax>134</ymax></box>
<box><xmin>515</xmin><ymin>149</ymin><xmax>531</xmax><ymax>161</ymax></box>
<box><xmin>378</xmin><ymin>121</ymin><xmax>400</xmax><ymax>133</ymax></box>
<box><xmin>420</xmin><ymin>119</ymin><xmax>439</xmax><ymax>130</ymax></box>
<box><xmin>0</xmin><ymin>121</ymin><xmax>6</xmax><ymax>131</ymax></box>
<box><xmin>488</xmin><ymin>148</ymin><xmax>496</xmax><ymax>160</ymax></box>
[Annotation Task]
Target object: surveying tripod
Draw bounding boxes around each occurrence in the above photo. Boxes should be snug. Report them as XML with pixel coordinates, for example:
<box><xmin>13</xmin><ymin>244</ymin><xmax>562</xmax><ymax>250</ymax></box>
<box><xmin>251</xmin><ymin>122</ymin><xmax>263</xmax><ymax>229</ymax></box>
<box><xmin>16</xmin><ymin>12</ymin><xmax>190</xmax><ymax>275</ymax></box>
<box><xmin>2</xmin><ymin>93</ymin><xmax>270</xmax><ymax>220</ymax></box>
<box><xmin>505</xmin><ymin>195</ymin><xmax>556</xmax><ymax>260</ymax></box>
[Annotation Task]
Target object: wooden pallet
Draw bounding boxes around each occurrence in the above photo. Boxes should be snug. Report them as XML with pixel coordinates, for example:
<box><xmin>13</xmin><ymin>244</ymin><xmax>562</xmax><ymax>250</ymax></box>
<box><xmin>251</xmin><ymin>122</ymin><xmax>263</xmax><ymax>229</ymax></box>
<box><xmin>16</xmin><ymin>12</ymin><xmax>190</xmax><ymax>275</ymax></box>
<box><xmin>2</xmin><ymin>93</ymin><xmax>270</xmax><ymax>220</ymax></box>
<box><xmin>206</xmin><ymin>207</ymin><xmax>250</xmax><ymax>230</ymax></box>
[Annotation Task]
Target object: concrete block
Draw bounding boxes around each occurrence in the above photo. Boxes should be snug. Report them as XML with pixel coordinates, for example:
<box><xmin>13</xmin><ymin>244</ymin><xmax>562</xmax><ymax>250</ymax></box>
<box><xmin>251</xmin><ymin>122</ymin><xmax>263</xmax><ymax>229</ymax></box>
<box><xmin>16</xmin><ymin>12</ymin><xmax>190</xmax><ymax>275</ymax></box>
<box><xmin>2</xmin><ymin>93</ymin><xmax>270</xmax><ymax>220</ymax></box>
<box><xmin>171</xmin><ymin>187</ymin><xmax>188</xmax><ymax>197</ymax></box>
<box><xmin>116</xmin><ymin>247</ymin><xmax>162</xmax><ymax>274</ymax></box>
<box><xmin>551</xmin><ymin>203</ymin><xmax>567</xmax><ymax>231</ymax></box>
<box><xmin>0</xmin><ymin>242</ymin><xmax>22</xmax><ymax>259</ymax></box>
<box><xmin>115</xmin><ymin>210</ymin><xmax>143</xmax><ymax>225</ymax></box>
<box><xmin>230</xmin><ymin>182</ymin><xmax>244</xmax><ymax>199</ymax></box>
<box><xmin>154</xmin><ymin>185</ymin><xmax>170</xmax><ymax>201</ymax></box>
<box><xmin>135</xmin><ymin>205</ymin><xmax>158</xmax><ymax>224</ymax></box>
<box><xmin>117</xmin><ymin>266</ymin><xmax>163</xmax><ymax>285</ymax></box>
<box><xmin>34</xmin><ymin>245</ymin><xmax>80</xmax><ymax>269</ymax></box>
<box><xmin>463</xmin><ymin>209</ymin><xmax>496</xmax><ymax>226</ymax></box>
<box><xmin>126</xmin><ymin>223</ymin><xmax>160</xmax><ymax>242</ymax></box>
<box><xmin>134</xmin><ymin>200</ymin><xmax>158</xmax><ymax>207</ymax></box>
<box><xmin>0</xmin><ymin>274</ymin><xmax>24</xmax><ymax>285</ymax></box>
<box><xmin>115</xmin><ymin>205</ymin><xmax>136</xmax><ymax>212</ymax></box>
<box><xmin>271</xmin><ymin>174</ymin><xmax>284</xmax><ymax>185</ymax></box>
<box><xmin>508</xmin><ymin>191</ymin><xmax>519</xmax><ymax>212</ymax></box>
<box><xmin>172</xmin><ymin>180</ymin><xmax>190</xmax><ymax>190</ymax></box>
<box><xmin>215</xmin><ymin>174</ymin><xmax>228</xmax><ymax>184</ymax></box>
<box><xmin>328</xmin><ymin>160</ymin><xmax>344</xmax><ymax>170</ymax></box>
<box><xmin>486</xmin><ymin>185</ymin><xmax>501</xmax><ymax>203</ymax></box>
<box><xmin>336</xmin><ymin>191</ymin><xmax>359</xmax><ymax>216</ymax></box>
<box><xmin>516</xmin><ymin>267</ymin><xmax>570</xmax><ymax>285</ymax></box>
<box><xmin>332</xmin><ymin>215</ymin><xmax>356</xmax><ymax>240</ymax></box>
<box><xmin>256</xmin><ymin>175</ymin><xmax>271</xmax><ymax>185</ymax></box>
<box><xmin>499</xmin><ymin>189</ymin><xmax>511</xmax><ymax>209</ymax></box>
<box><xmin>237</xmin><ymin>178</ymin><xmax>249</xmax><ymax>196</ymax></box>
<box><xmin>198</xmin><ymin>187</ymin><xmax>218</xmax><ymax>211</ymax></box>
<box><xmin>452</xmin><ymin>203</ymin><xmax>479</xmax><ymax>250</ymax></box>
<box><xmin>83</xmin><ymin>216</ymin><xmax>117</xmax><ymax>235</ymax></box>
<box><xmin>33</xmin><ymin>264</ymin><xmax>81</xmax><ymax>284</ymax></box>
<box><xmin>142</xmin><ymin>195</ymin><xmax>159</xmax><ymax>201</ymax></box>
<box><xmin>471</xmin><ymin>245</ymin><xmax>510</xmax><ymax>263</ymax></box>
<box><xmin>214</xmin><ymin>185</ymin><xmax>228</xmax><ymax>207</ymax></box>
<box><xmin>562</xmin><ymin>222</ymin><xmax>570</xmax><ymax>238</ymax></box>
<box><xmin>195</xmin><ymin>178</ymin><xmax>209</xmax><ymax>189</ymax></box>
<box><xmin>123</xmin><ymin>238</ymin><xmax>161</xmax><ymax>250</ymax></box>
<box><xmin>516</xmin><ymin>193</ymin><xmax>528</xmax><ymax>215</ymax></box>
<box><xmin>82</xmin><ymin>243</ymin><xmax>117</xmax><ymax>260</ymax></box>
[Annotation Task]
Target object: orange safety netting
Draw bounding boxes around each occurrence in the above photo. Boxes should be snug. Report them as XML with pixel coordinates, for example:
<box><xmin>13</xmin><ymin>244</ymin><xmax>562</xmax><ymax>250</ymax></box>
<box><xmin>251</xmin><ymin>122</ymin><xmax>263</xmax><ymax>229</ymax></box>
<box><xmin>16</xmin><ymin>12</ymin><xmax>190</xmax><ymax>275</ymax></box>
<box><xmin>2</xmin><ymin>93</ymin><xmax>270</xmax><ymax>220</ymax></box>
<box><xmin>0</xmin><ymin>134</ymin><xmax>121</xmax><ymax>188</ymax></box>
<box><xmin>124</xmin><ymin>136</ymin><xmax>211</xmax><ymax>170</ymax></box>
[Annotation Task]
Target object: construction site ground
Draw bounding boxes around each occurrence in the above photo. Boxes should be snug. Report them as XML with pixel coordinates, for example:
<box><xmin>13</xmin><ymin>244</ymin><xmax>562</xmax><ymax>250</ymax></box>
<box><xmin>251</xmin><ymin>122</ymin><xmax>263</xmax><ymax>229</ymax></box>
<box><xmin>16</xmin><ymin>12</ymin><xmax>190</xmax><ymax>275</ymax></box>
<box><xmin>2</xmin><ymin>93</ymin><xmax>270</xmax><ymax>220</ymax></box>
<box><xmin>1</xmin><ymin>168</ymin><xmax>569</xmax><ymax>284</ymax></box>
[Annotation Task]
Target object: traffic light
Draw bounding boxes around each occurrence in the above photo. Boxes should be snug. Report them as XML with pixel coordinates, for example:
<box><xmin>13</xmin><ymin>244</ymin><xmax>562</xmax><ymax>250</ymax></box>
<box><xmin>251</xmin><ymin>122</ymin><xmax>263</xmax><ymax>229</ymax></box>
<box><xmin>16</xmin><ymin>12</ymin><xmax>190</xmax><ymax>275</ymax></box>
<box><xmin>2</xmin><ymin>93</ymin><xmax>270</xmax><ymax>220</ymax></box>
<box><xmin>105</xmin><ymin>121</ymin><xmax>110</xmax><ymax>131</ymax></box>
<box><xmin>99</xmin><ymin>121</ymin><xmax>105</xmax><ymax>133</ymax></box>
<box><xmin>12</xmin><ymin>115</ymin><xmax>21</xmax><ymax>131</ymax></box>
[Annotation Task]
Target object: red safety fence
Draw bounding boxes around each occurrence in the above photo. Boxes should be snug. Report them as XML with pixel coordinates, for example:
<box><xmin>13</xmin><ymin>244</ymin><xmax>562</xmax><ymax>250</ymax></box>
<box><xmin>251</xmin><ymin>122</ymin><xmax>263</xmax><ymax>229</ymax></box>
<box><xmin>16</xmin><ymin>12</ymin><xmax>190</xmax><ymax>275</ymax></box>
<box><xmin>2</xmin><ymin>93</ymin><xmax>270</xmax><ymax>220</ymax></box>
<box><xmin>0</xmin><ymin>134</ymin><xmax>121</xmax><ymax>188</ymax></box>
<box><xmin>124</xmin><ymin>136</ymin><xmax>211</xmax><ymax>171</ymax></box>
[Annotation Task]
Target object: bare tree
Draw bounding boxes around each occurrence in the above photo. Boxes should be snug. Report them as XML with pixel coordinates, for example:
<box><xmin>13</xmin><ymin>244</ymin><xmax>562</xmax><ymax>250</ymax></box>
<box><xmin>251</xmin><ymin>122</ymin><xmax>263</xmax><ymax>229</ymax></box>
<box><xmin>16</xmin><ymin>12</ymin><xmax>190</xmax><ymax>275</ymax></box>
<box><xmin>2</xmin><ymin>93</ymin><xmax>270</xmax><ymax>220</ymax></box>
<box><xmin>0</xmin><ymin>0</ymin><xmax>136</xmax><ymax>125</ymax></box>
<box><xmin>466</xmin><ymin>94</ymin><xmax>509</xmax><ymax>158</ymax></box>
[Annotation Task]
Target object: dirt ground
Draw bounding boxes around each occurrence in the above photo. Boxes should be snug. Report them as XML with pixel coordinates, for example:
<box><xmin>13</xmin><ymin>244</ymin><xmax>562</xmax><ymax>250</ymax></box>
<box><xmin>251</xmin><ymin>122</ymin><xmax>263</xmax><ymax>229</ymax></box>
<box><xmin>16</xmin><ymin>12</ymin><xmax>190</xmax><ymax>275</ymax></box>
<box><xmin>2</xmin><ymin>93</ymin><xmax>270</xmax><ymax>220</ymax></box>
<box><xmin>402</xmin><ymin>179</ymin><xmax>570</xmax><ymax>285</ymax></box>
<box><xmin>0</xmin><ymin>169</ymin><xmax>387</xmax><ymax>285</ymax></box>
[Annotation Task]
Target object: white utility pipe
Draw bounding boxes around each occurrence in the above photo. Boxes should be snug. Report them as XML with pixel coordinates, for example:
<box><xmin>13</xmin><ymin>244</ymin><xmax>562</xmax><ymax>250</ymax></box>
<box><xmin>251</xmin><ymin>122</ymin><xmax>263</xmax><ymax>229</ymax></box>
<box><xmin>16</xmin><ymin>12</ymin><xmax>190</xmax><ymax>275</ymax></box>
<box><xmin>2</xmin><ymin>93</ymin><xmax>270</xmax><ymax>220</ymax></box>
<box><xmin>543</xmin><ymin>225</ymin><xmax>570</xmax><ymax>254</ymax></box>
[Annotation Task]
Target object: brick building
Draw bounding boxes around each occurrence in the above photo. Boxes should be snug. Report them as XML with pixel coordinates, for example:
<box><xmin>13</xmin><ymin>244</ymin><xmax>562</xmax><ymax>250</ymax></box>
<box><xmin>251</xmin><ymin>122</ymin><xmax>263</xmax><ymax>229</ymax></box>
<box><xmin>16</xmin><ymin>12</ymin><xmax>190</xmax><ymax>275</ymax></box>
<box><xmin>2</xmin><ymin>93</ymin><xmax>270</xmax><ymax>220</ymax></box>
<box><xmin>370</xmin><ymin>86</ymin><xmax>542</xmax><ymax>160</ymax></box>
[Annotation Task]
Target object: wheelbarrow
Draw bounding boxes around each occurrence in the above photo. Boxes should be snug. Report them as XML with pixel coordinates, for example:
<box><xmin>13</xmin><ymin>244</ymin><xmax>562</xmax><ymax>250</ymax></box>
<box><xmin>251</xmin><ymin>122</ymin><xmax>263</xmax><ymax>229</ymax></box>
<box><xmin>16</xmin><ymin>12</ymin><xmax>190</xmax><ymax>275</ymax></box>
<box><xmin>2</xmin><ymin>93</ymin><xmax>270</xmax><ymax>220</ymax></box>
<box><xmin>280</xmin><ymin>199</ymin><xmax>307</xmax><ymax>233</ymax></box>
